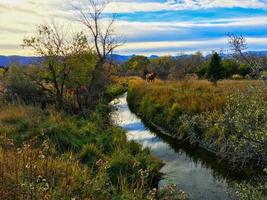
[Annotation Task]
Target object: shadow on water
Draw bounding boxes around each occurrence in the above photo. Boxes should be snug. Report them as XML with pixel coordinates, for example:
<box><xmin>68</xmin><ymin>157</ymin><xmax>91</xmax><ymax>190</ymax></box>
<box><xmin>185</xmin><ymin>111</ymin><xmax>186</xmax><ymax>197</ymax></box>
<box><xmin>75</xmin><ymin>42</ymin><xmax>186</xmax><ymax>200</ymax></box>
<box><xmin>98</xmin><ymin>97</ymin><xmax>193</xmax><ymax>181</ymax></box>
<box><xmin>147</xmin><ymin>124</ymin><xmax>264</xmax><ymax>182</ymax></box>
<box><xmin>110</xmin><ymin>93</ymin><xmax>264</xmax><ymax>200</ymax></box>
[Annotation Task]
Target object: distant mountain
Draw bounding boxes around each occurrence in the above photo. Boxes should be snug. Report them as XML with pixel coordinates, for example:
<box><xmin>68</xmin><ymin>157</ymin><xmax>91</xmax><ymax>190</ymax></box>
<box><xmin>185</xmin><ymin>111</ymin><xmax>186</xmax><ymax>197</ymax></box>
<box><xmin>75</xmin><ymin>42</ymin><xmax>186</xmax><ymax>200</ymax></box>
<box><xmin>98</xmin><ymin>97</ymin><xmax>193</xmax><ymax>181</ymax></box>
<box><xmin>0</xmin><ymin>54</ymin><xmax>158</xmax><ymax>66</ymax></box>
<box><xmin>149</xmin><ymin>55</ymin><xmax>159</xmax><ymax>59</ymax></box>
<box><xmin>0</xmin><ymin>55</ymin><xmax>44</xmax><ymax>67</ymax></box>
<box><xmin>109</xmin><ymin>54</ymin><xmax>159</xmax><ymax>63</ymax></box>
<box><xmin>109</xmin><ymin>54</ymin><xmax>134</xmax><ymax>63</ymax></box>
<box><xmin>1</xmin><ymin>51</ymin><xmax>267</xmax><ymax>67</ymax></box>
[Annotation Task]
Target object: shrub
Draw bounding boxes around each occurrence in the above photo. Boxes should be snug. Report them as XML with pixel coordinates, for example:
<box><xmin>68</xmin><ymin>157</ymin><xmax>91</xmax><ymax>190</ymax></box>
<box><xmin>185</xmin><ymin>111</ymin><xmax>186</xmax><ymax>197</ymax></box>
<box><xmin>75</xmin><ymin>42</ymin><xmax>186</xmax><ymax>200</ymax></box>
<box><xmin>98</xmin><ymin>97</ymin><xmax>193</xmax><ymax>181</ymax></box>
<box><xmin>3</xmin><ymin>66</ymin><xmax>47</xmax><ymax>106</ymax></box>
<box><xmin>107</xmin><ymin>84</ymin><xmax>127</xmax><ymax>99</ymax></box>
<box><xmin>107</xmin><ymin>151</ymin><xmax>134</xmax><ymax>185</ymax></box>
<box><xmin>79</xmin><ymin>144</ymin><xmax>103</xmax><ymax>166</ymax></box>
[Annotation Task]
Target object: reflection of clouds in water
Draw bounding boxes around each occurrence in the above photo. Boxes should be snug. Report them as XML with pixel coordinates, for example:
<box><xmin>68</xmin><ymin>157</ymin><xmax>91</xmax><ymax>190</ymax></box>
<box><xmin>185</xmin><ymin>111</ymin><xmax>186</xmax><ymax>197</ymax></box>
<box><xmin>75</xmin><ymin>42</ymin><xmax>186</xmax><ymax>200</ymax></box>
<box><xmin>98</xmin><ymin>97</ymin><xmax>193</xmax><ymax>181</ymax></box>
<box><xmin>122</xmin><ymin>122</ymin><xmax>145</xmax><ymax>131</ymax></box>
<box><xmin>127</xmin><ymin>130</ymin><xmax>156</xmax><ymax>141</ymax></box>
<box><xmin>110</xmin><ymin>93</ymin><xmax>231</xmax><ymax>200</ymax></box>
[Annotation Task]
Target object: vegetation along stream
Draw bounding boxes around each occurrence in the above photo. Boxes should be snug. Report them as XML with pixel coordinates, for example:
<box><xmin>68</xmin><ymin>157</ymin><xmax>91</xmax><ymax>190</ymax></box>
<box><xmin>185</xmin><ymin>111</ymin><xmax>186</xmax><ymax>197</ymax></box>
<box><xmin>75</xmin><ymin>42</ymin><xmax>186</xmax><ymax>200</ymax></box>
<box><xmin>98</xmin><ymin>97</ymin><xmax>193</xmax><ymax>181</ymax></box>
<box><xmin>110</xmin><ymin>93</ymin><xmax>262</xmax><ymax>200</ymax></box>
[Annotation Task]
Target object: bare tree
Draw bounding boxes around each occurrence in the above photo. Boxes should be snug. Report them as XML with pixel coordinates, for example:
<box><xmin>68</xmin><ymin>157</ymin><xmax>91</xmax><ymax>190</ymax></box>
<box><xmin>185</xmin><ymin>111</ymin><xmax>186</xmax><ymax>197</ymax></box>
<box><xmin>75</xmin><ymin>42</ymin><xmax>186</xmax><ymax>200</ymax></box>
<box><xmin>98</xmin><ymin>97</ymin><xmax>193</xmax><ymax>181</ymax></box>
<box><xmin>75</xmin><ymin>0</ymin><xmax>123</xmax><ymax>68</ymax></box>
<box><xmin>74</xmin><ymin>0</ymin><xmax>124</xmax><ymax>103</ymax></box>
<box><xmin>227</xmin><ymin>33</ymin><xmax>264</xmax><ymax>77</ymax></box>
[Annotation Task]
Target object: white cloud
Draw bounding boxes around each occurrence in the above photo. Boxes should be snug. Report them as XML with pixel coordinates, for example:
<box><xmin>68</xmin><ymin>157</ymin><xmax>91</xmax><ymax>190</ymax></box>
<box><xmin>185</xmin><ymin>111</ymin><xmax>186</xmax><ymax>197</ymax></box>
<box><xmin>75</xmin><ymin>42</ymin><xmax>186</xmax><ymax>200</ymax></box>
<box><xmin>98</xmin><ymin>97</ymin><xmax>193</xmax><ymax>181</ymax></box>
<box><xmin>116</xmin><ymin>38</ymin><xmax>227</xmax><ymax>55</ymax></box>
<box><xmin>116</xmin><ymin>37</ymin><xmax>267</xmax><ymax>56</ymax></box>
<box><xmin>113</xmin><ymin>16</ymin><xmax>267</xmax><ymax>40</ymax></box>
<box><xmin>168</xmin><ymin>0</ymin><xmax>267</xmax><ymax>10</ymax></box>
<box><xmin>1</xmin><ymin>0</ymin><xmax>267</xmax><ymax>55</ymax></box>
<box><xmin>103</xmin><ymin>0</ymin><xmax>267</xmax><ymax>13</ymax></box>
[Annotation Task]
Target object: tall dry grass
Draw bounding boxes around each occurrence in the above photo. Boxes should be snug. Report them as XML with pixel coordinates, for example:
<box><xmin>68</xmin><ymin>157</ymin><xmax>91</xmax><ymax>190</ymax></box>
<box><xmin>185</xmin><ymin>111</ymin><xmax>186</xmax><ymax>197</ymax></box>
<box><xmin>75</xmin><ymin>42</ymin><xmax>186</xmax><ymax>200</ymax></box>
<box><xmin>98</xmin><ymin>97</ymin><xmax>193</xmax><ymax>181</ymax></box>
<box><xmin>128</xmin><ymin>78</ymin><xmax>266</xmax><ymax>114</ymax></box>
<box><xmin>127</xmin><ymin>78</ymin><xmax>267</xmax><ymax>169</ymax></box>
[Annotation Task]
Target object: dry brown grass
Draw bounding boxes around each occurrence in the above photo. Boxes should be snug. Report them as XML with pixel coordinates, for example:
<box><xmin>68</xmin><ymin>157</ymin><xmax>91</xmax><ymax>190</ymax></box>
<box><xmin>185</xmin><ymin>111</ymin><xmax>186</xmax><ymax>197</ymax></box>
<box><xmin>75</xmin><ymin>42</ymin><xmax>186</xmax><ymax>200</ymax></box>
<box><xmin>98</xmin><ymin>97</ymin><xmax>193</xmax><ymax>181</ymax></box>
<box><xmin>0</xmin><ymin>105</ymin><xmax>40</xmax><ymax>124</ymax></box>
<box><xmin>128</xmin><ymin>77</ymin><xmax>267</xmax><ymax>113</ymax></box>
<box><xmin>0</xmin><ymin>144</ymin><xmax>91</xmax><ymax>200</ymax></box>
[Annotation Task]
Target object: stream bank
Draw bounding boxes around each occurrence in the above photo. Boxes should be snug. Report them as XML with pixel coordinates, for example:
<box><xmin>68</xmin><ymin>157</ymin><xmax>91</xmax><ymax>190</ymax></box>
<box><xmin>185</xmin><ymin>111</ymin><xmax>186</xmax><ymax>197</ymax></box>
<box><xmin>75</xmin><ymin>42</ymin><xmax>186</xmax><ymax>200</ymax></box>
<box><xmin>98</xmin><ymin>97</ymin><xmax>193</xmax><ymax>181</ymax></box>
<box><xmin>110</xmin><ymin>93</ymin><xmax>239</xmax><ymax>200</ymax></box>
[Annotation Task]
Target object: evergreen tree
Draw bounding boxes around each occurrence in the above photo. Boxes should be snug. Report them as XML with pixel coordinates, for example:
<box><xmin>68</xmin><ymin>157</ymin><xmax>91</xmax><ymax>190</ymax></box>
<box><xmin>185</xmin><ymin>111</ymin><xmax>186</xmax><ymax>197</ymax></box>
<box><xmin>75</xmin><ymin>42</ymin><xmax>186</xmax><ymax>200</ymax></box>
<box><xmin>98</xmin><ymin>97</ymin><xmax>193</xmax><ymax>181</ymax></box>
<box><xmin>207</xmin><ymin>52</ymin><xmax>224</xmax><ymax>84</ymax></box>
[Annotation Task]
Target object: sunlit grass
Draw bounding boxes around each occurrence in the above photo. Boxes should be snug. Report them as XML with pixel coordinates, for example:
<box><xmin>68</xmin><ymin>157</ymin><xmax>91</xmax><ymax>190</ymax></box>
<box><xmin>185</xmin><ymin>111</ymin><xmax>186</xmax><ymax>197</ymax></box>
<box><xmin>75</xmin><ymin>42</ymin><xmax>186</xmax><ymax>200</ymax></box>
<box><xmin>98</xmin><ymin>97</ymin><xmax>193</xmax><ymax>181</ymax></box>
<box><xmin>128</xmin><ymin>78</ymin><xmax>266</xmax><ymax>114</ymax></box>
<box><xmin>127</xmin><ymin>78</ymin><xmax>267</xmax><ymax>170</ymax></box>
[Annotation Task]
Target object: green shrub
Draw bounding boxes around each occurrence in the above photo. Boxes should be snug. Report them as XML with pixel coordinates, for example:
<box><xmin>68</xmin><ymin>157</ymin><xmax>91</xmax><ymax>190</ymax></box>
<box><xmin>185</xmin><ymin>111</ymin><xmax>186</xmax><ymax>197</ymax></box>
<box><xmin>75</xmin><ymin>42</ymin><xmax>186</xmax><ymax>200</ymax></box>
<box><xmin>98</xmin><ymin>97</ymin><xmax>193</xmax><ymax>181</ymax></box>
<box><xmin>127</xmin><ymin>140</ymin><xmax>142</xmax><ymax>156</ymax></box>
<box><xmin>107</xmin><ymin>151</ymin><xmax>135</xmax><ymax>185</ymax></box>
<box><xmin>79</xmin><ymin>144</ymin><xmax>103</xmax><ymax>166</ymax></box>
<box><xmin>107</xmin><ymin>84</ymin><xmax>127</xmax><ymax>99</ymax></box>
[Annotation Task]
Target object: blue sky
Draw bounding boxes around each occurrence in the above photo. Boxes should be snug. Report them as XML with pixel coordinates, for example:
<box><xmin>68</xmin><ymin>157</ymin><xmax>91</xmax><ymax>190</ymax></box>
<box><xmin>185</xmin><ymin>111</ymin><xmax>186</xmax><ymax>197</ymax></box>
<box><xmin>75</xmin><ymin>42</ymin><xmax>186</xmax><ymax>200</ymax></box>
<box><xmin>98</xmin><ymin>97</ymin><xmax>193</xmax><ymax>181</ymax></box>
<box><xmin>1</xmin><ymin>0</ymin><xmax>267</xmax><ymax>55</ymax></box>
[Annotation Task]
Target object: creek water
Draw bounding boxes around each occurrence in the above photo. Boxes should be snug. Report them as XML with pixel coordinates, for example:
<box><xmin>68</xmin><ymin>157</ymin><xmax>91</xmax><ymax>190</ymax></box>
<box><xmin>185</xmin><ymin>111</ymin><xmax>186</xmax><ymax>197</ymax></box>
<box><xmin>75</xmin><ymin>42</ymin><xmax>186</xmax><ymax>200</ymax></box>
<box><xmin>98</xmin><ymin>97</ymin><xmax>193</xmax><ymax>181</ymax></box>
<box><xmin>110</xmin><ymin>93</ymin><xmax>241</xmax><ymax>200</ymax></box>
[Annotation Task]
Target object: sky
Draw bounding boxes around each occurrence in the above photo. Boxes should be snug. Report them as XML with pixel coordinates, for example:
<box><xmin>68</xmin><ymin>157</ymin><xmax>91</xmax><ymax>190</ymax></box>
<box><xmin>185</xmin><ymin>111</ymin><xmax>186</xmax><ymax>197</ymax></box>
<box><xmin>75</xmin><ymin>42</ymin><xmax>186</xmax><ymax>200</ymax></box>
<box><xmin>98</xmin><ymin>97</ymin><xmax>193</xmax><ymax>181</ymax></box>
<box><xmin>0</xmin><ymin>0</ymin><xmax>267</xmax><ymax>56</ymax></box>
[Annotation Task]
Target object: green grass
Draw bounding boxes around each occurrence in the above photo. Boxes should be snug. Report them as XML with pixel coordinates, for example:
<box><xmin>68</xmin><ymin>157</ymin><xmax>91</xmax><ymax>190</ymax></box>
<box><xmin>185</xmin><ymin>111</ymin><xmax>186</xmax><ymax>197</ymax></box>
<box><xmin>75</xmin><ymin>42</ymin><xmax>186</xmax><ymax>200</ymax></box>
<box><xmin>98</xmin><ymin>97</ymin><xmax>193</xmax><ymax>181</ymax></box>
<box><xmin>0</xmin><ymin>101</ymin><xmax>163</xmax><ymax>199</ymax></box>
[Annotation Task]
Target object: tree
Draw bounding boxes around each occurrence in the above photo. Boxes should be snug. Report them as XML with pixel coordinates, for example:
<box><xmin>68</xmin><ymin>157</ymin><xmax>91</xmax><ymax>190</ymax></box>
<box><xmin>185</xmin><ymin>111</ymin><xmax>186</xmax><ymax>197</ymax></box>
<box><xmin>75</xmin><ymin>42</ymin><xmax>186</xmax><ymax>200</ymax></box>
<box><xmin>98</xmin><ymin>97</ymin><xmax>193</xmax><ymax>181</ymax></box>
<box><xmin>207</xmin><ymin>52</ymin><xmax>224</xmax><ymax>84</ymax></box>
<box><xmin>75</xmin><ymin>0</ymin><xmax>124</xmax><ymax>102</ymax></box>
<box><xmin>124</xmin><ymin>55</ymin><xmax>150</xmax><ymax>78</ymax></box>
<box><xmin>221</xmin><ymin>59</ymin><xmax>240</xmax><ymax>78</ymax></box>
<box><xmin>228</xmin><ymin>33</ymin><xmax>264</xmax><ymax>78</ymax></box>
<box><xmin>2</xmin><ymin>64</ymin><xmax>51</xmax><ymax>108</ymax></box>
<box><xmin>150</xmin><ymin>56</ymin><xmax>173</xmax><ymax>79</ymax></box>
<box><xmin>75</xmin><ymin>0</ymin><xmax>122</xmax><ymax>67</ymax></box>
<box><xmin>195</xmin><ymin>61</ymin><xmax>209</xmax><ymax>79</ymax></box>
<box><xmin>23</xmin><ymin>24</ymin><xmax>93</xmax><ymax>109</ymax></box>
<box><xmin>169</xmin><ymin>52</ymin><xmax>204</xmax><ymax>80</ymax></box>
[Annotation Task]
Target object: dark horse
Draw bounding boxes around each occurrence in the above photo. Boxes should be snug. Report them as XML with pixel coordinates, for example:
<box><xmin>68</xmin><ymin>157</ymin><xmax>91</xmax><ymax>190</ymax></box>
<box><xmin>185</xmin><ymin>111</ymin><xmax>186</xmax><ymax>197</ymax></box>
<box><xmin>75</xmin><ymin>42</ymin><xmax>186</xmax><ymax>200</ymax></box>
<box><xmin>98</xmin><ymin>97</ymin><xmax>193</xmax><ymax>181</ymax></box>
<box><xmin>146</xmin><ymin>72</ymin><xmax>157</xmax><ymax>82</ymax></box>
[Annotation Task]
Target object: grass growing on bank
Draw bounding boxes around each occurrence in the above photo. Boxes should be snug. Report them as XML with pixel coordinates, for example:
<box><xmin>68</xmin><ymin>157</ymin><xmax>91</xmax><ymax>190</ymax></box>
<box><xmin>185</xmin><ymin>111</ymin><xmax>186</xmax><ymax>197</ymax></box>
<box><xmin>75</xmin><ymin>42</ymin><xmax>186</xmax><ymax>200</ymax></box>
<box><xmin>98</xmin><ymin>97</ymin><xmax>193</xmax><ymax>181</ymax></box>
<box><xmin>127</xmin><ymin>78</ymin><xmax>267</xmax><ymax>168</ymax></box>
<box><xmin>0</xmin><ymin>99</ymin><xmax>163</xmax><ymax>199</ymax></box>
<box><xmin>128</xmin><ymin>78</ymin><xmax>267</xmax><ymax>199</ymax></box>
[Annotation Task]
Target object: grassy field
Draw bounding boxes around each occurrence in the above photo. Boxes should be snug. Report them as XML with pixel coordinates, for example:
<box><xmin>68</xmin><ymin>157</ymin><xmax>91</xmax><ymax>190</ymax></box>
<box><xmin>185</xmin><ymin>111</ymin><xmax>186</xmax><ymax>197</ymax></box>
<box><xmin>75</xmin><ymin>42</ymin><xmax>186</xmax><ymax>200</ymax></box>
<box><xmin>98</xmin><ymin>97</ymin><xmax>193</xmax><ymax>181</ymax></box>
<box><xmin>127</xmin><ymin>78</ymin><xmax>267</xmax><ymax>169</ymax></box>
<box><xmin>129</xmin><ymin>78</ymin><xmax>266</xmax><ymax>114</ymax></box>
<box><xmin>0</xmin><ymin>94</ymin><xmax>163</xmax><ymax>199</ymax></box>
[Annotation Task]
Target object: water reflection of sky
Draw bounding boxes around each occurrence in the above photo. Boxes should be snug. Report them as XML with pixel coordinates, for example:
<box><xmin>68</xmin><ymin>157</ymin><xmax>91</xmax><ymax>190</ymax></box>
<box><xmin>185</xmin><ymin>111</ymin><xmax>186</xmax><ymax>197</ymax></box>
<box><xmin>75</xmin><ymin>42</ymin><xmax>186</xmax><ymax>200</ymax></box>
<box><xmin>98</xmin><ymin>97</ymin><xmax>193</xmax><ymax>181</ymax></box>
<box><xmin>110</xmin><ymin>93</ymin><xmax>231</xmax><ymax>200</ymax></box>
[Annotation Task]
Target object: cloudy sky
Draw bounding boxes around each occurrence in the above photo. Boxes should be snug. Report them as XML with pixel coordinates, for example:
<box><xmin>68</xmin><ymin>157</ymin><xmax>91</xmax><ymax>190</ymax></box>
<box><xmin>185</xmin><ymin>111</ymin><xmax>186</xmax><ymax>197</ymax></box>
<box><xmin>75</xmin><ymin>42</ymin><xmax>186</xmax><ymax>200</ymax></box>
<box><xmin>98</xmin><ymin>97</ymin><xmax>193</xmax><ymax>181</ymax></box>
<box><xmin>1</xmin><ymin>0</ymin><xmax>267</xmax><ymax>56</ymax></box>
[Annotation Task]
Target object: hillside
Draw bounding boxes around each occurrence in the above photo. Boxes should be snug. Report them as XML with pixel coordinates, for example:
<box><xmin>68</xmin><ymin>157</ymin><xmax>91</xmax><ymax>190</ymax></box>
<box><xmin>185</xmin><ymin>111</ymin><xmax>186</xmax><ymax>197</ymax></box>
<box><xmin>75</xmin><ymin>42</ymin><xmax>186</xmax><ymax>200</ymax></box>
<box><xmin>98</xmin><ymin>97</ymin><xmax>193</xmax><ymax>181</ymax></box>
<box><xmin>1</xmin><ymin>51</ymin><xmax>267</xmax><ymax>67</ymax></box>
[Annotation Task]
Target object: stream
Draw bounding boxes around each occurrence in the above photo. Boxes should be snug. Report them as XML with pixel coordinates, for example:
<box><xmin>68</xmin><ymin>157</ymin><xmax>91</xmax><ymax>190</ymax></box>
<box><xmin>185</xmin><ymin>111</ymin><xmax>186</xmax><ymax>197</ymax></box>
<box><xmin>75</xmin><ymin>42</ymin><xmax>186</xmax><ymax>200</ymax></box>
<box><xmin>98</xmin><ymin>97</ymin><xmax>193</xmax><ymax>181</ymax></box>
<box><xmin>110</xmin><ymin>93</ymin><xmax>241</xmax><ymax>200</ymax></box>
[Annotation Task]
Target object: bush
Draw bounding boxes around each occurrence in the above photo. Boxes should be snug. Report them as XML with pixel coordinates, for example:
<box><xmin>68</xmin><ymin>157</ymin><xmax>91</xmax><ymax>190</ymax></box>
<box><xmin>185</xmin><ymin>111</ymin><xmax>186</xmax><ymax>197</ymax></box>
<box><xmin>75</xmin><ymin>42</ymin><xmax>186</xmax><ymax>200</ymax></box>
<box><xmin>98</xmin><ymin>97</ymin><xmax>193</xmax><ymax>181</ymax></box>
<box><xmin>107</xmin><ymin>151</ymin><xmax>134</xmax><ymax>184</ymax></box>
<box><xmin>79</xmin><ymin>144</ymin><xmax>103</xmax><ymax>166</ymax></box>
<box><xmin>107</xmin><ymin>84</ymin><xmax>127</xmax><ymax>99</ymax></box>
<box><xmin>3</xmin><ymin>65</ymin><xmax>47</xmax><ymax>106</ymax></box>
